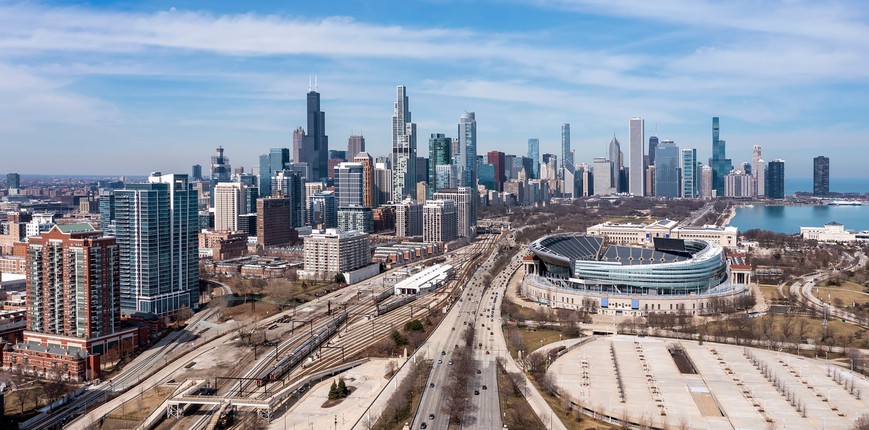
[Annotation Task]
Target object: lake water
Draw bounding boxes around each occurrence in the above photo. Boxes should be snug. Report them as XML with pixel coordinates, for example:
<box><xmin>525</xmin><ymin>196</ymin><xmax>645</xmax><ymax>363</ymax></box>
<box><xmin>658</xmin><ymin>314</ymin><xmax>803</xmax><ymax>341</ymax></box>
<box><xmin>786</xmin><ymin>178</ymin><xmax>868</xmax><ymax>195</ymax></box>
<box><xmin>730</xmin><ymin>204</ymin><xmax>869</xmax><ymax>234</ymax></box>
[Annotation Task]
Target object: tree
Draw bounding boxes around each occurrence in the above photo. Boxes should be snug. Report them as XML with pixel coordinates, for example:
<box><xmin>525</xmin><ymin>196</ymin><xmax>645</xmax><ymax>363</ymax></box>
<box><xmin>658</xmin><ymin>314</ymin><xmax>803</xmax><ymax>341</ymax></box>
<box><xmin>43</xmin><ymin>380</ymin><xmax>69</xmax><ymax>405</ymax></box>
<box><xmin>337</xmin><ymin>378</ymin><xmax>348</xmax><ymax>397</ymax></box>
<box><xmin>390</xmin><ymin>330</ymin><xmax>408</xmax><ymax>346</ymax></box>
<box><xmin>328</xmin><ymin>380</ymin><xmax>339</xmax><ymax>400</ymax></box>
<box><xmin>404</xmin><ymin>319</ymin><xmax>424</xmax><ymax>332</ymax></box>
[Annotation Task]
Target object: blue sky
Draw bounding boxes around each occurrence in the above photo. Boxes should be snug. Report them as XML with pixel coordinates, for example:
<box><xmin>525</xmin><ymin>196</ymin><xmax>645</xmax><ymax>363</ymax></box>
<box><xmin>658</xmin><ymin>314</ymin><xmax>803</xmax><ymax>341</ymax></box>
<box><xmin>1</xmin><ymin>0</ymin><xmax>869</xmax><ymax>179</ymax></box>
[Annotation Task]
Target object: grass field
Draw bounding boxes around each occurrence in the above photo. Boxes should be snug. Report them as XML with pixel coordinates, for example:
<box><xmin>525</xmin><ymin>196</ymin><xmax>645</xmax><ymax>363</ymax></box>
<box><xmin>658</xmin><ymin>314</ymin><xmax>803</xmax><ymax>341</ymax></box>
<box><xmin>701</xmin><ymin>314</ymin><xmax>867</xmax><ymax>351</ymax></box>
<box><xmin>505</xmin><ymin>327</ymin><xmax>573</xmax><ymax>358</ymax></box>
<box><xmin>758</xmin><ymin>284</ymin><xmax>787</xmax><ymax>302</ymax></box>
<box><xmin>815</xmin><ymin>281</ymin><xmax>869</xmax><ymax>307</ymax></box>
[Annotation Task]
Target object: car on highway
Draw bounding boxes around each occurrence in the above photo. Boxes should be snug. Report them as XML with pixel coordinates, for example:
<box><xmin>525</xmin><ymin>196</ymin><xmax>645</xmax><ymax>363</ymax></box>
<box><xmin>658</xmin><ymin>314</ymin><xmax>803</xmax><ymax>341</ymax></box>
<box><xmin>448</xmin><ymin>360</ymin><xmax>453</xmax><ymax>365</ymax></box>
<box><xmin>429</xmin><ymin>383</ymin><xmax>435</xmax><ymax>388</ymax></box>
<box><xmin>429</xmin><ymin>414</ymin><xmax>435</xmax><ymax>420</ymax></box>
<box><xmin>474</xmin><ymin>390</ymin><xmax>480</xmax><ymax>395</ymax></box>
<box><xmin>482</xmin><ymin>385</ymin><xmax>487</xmax><ymax>390</ymax></box>
<box><xmin>420</xmin><ymin>422</ymin><xmax>427</xmax><ymax>429</ymax></box>
<box><xmin>476</xmin><ymin>369</ymin><xmax>481</xmax><ymax>374</ymax></box>
<box><xmin>437</xmin><ymin>359</ymin><xmax>442</xmax><ymax>364</ymax></box>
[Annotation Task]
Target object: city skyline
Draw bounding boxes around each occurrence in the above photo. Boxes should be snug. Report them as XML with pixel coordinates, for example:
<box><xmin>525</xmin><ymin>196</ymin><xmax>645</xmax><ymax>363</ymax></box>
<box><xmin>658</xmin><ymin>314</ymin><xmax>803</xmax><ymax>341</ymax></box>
<box><xmin>2</xmin><ymin>1</ymin><xmax>869</xmax><ymax>179</ymax></box>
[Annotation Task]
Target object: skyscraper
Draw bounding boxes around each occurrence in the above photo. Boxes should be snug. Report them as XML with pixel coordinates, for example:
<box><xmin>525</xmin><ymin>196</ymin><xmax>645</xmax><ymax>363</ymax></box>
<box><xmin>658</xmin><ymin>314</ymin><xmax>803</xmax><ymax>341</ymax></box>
<box><xmin>487</xmin><ymin>150</ymin><xmax>506</xmax><ymax>192</ymax></box>
<box><xmin>813</xmin><ymin>156</ymin><xmax>830</xmax><ymax>196</ymax></box>
<box><xmin>433</xmin><ymin>187</ymin><xmax>474</xmax><ymax>238</ymax></box>
<box><xmin>25</xmin><ymin>224</ymin><xmax>120</xmax><ymax>340</ymax></box>
<box><xmin>648</xmin><ymin>135</ymin><xmax>659</xmax><ymax>167</ymax></box>
<box><xmin>347</xmin><ymin>135</ymin><xmax>365</xmax><ymax>159</ymax></box>
<box><xmin>700</xmin><ymin>165</ymin><xmax>714</xmax><ymax>198</ymax></box>
<box><xmin>353</xmin><ymin>152</ymin><xmax>375</xmax><ymax>208</ymax></box>
<box><xmin>752</xmin><ymin>145</ymin><xmax>763</xmax><ymax>197</ymax></box>
<box><xmin>309</xmin><ymin>191</ymin><xmax>338</xmax><ymax>229</ymax></box>
<box><xmin>709</xmin><ymin>117</ymin><xmax>733</xmax><ymax>196</ymax></box>
<box><xmin>292</xmin><ymin>127</ymin><xmax>305</xmax><ymax>172</ymax></box>
<box><xmin>561</xmin><ymin>124</ymin><xmax>571</xmax><ymax>177</ymax></box>
<box><xmin>374</xmin><ymin>166</ymin><xmax>393</xmax><ymax>206</ymax></box>
<box><xmin>458</xmin><ymin>112</ymin><xmax>477</xmax><ymax>190</ymax></box>
<box><xmin>258</xmin><ymin>148</ymin><xmax>290</xmax><ymax>197</ymax></box>
<box><xmin>392</xmin><ymin>86</ymin><xmax>417</xmax><ymax>200</ymax></box>
<box><xmin>458</xmin><ymin>112</ymin><xmax>477</xmax><ymax>228</ymax></box>
<box><xmin>527</xmin><ymin>138</ymin><xmax>540</xmax><ymax>179</ymax></box>
<box><xmin>592</xmin><ymin>157</ymin><xmax>614</xmax><ymax>196</ymax></box>
<box><xmin>334</xmin><ymin>162</ymin><xmax>365</xmax><ymax>207</ymax></box>
<box><xmin>257</xmin><ymin>197</ymin><xmax>292</xmax><ymax>246</ymax></box>
<box><xmin>114</xmin><ymin>173</ymin><xmax>199</xmax><ymax>315</ymax></box>
<box><xmin>423</xmin><ymin>199</ymin><xmax>458</xmax><ymax>243</ymax></box>
<box><xmin>211</xmin><ymin>146</ymin><xmax>231</xmax><ymax>183</ymax></box>
<box><xmin>609</xmin><ymin>135</ymin><xmax>623</xmax><ymax>192</ymax></box>
<box><xmin>428</xmin><ymin>133</ymin><xmax>452</xmax><ymax>198</ymax></box>
<box><xmin>395</xmin><ymin>198</ymin><xmax>422</xmax><ymax>237</ymax></box>
<box><xmin>272</xmin><ymin>170</ymin><xmax>305</xmax><ymax>228</ymax></box>
<box><xmin>6</xmin><ymin>172</ymin><xmax>20</xmax><ymax>189</ymax></box>
<box><xmin>213</xmin><ymin>182</ymin><xmax>242</xmax><ymax>232</ymax></box>
<box><xmin>680</xmin><ymin>148</ymin><xmax>698</xmax><ymax>198</ymax></box>
<box><xmin>302</xmin><ymin>84</ymin><xmax>329</xmax><ymax>180</ymax></box>
<box><xmin>654</xmin><ymin>140</ymin><xmax>680</xmax><ymax>198</ymax></box>
<box><xmin>629</xmin><ymin>117</ymin><xmax>645</xmax><ymax>195</ymax></box>
<box><xmin>766</xmin><ymin>159</ymin><xmax>785</xmax><ymax>199</ymax></box>
<box><xmin>191</xmin><ymin>165</ymin><xmax>202</xmax><ymax>181</ymax></box>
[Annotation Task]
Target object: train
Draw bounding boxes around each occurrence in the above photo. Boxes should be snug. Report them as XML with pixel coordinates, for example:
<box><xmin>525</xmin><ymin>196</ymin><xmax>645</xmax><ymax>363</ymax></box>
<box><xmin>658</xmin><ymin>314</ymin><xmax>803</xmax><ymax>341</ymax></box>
<box><xmin>375</xmin><ymin>294</ymin><xmax>417</xmax><ymax>316</ymax></box>
<box><xmin>256</xmin><ymin>311</ymin><xmax>348</xmax><ymax>385</ymax></box>
<box><xmin>374</xmin><ymin>286</ymin><xmax>394</xmax><ymax>303</ymax></box>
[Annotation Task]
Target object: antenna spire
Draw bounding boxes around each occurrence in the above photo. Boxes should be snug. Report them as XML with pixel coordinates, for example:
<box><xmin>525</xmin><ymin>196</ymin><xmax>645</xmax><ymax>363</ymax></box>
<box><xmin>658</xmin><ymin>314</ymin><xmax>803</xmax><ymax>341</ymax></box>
<box><xmin>315</xmin><ymin>75</ymin><xmax>318</xmax><ymax>92</ymax></box>
<box><xmin>308</xmin><ymin>74</ymin><xmax>312</xmax><ymax>92</ymax></box>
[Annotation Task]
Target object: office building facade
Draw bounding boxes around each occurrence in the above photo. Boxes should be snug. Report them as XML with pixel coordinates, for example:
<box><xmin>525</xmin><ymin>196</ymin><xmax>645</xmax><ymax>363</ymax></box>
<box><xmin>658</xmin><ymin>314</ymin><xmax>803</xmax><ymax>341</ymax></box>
<box><xmin>423</xmin><ymin>200</ymin><xmax>458</xmax><ymax>243</ymax></box>
<box><xmin>428</xmin><ymin>133</ymin><xmax>452</xmax><ymax>198</ymax></box>
<box><xmin>392</xmin><ymin>86</ymin><xmax>417</xmax><ymax>200</ymax></box>
<box><xmin>213</xmin><ymin>182</ymin><xmax>242</xmax><ymax>232</ymax></box>
<box><xmin>766</xmin><ymin>159</ymin><xmax>786</xmax><ymax>199</ymax></box>
<box><xmin>114</xmin><ymin>173</ymin><xmax>199</xmax><ymax>315</ymax></box>
<box><xmin>528</xmin><ymin>138</ymin><xmax>540</xmax><ymax>179</ymax></box>
<box><xmin>813</xmin><ymin>156</ymin><xmax>830</xmax><ymax>196</ymax></box>
<box><xmin>629</xmin><ymin>117</ymin><xmax>645</xmax><ymax>195</ymax></box>
<box><xmin>347</xmin><ymin>135</ymin><xmax>365</xmax><ymax>159</ymax></box>
<box><xmin>654</xmin><ymin>140</ymin><xmax>680</xmax><ymax>198</ymax></box>
<box><xmin>681</xmin><ymin>148</ymin><xmax>698</xmax><ymax>198</ymax></box>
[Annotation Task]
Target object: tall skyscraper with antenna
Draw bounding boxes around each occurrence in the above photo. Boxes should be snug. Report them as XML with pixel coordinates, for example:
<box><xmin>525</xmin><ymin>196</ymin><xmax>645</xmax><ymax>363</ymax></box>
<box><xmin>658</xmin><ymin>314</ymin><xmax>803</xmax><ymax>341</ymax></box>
<box><xmin>302</xmin><ymin>76</ymin><xmax>329</xmax><ymax>180</ymax></box>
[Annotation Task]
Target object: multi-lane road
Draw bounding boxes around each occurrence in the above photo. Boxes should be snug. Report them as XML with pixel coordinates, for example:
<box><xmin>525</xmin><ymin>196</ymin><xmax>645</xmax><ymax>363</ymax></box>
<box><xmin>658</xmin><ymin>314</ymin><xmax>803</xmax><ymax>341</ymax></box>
<box><xmin>412</xmin><ymin>230</ymin><xmax>509</xmax><ymax>429</ymax></box>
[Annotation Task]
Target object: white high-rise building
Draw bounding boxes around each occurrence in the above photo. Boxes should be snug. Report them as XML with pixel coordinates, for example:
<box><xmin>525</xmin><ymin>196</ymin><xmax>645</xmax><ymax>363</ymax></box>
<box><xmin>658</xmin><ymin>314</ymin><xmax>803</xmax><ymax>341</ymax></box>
<box><xmin>593</xmin><ymin>157</ymin><xmax>615</xmax><ymax>196</ymax></box>
<box><xmin>755</xmin><ymin>159</ymin><xmax>766</xmax><ymax>197</ymax></box>
<box><xmin>680</xmin><ymin>148</ymin><xmax>698</xmax><ymax>198</ymax></box>
<box><xmin>301</xmin><ymin>229</ymin><xmax>371</xmax><ymax>280</ymax></box>
<box><xmin>725</xmin><ymin>170</ymin><xmax>755</xmax><ymax>198</ymax></box>
<box><xmin>423</xmin><ymin>200</ymin><xmax>458</xmax><ymax>243</ymax></box>
<box><xmin>700</xmin><ymin>165</ymin><xmax>715</xmax><ymax>198</ymax></box>
<box><xmin>752</xmin><ymin>145</ymin><xmax>764</xmax><ymax>197</ymax></box>
<box><xmin>433</xmin><ymin>187</ymin><xmax>475</xmax><ymax>238</ymax></box>
<box><xmin>392</xmin><ymin>86</ymin><xmax>416</xmax><ymax>200</ymax></box>
<box><xmin>213</xmin><ymin>182</ymin><xmax>242</xmax><ymax>232</ymax></box>
<box><xmin>629</xmin><ymin>117</ymin><xmax>645</xmax><ymax>195</ymax></box>
<box><xmin>458</xmin><ymin>112</ymin><xmax>477</xmax><ymax>227</ymax></box>
<box><xmin>394</xmin><ymin>198</ymin><xmax>422</xmax><ymax>237</ymax></box>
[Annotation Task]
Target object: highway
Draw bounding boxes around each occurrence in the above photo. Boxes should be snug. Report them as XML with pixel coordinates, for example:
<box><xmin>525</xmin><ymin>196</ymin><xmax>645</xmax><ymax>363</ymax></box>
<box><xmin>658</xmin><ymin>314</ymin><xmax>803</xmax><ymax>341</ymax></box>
<box><xmin>411</xmin><ymin>230</ymin><xmax>508</xmax><ymax>429</ymax></box>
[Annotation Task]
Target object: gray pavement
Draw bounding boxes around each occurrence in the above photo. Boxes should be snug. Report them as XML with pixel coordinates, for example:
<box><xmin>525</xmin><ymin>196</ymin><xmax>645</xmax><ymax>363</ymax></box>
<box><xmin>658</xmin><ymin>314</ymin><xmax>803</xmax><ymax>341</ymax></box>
<box><xmin>550</xmin><ymin>335</ymin><xmax>869</xmax><ymax>430</ymax></box>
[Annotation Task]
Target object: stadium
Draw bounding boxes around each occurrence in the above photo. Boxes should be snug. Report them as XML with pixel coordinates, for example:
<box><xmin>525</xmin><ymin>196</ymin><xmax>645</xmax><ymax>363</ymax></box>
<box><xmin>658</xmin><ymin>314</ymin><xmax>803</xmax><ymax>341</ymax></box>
<box><xmin>521</xmin><ymin>233</ymin><xmax>751</xmax><ymax>316</ymax></box>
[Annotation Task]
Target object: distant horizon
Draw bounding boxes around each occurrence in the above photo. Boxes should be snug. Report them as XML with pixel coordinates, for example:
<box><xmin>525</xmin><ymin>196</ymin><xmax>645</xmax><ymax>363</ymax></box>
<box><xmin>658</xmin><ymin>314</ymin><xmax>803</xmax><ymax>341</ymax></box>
<box><xmin>2</xmin><ymin>2</ymin><xmax>869</xmax><ymax>178</ymax></box>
